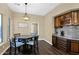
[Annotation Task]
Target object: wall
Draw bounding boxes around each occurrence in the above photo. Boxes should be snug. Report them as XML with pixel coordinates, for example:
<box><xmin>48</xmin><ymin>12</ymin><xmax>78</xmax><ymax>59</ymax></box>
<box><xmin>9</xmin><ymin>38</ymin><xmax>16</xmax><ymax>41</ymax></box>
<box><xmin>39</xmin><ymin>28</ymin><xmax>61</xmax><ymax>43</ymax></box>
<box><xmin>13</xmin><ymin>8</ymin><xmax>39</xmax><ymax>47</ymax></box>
<box><xmin>44</xmin><ymin>3</ymin><xmax>79</xmax><ymax>44</ymax></box>
<box><xmin>0</xmin><ymin>3</ymin><xmax>13</xmax><ymax>54</ymax></box>
<box><xmin>13</xmin><ymin>12</ymin><xmax>45</xmax><ymax>39</ymax></box>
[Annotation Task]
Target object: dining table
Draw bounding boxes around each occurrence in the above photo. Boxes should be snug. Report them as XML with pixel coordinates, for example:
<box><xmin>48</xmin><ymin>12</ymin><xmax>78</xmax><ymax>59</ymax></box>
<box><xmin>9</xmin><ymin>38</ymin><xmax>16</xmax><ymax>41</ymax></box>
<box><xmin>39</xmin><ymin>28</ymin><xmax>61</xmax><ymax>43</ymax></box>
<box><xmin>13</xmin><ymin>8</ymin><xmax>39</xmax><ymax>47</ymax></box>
<box><xmin>14</xmin><ymin>35</ymin><xmax>35</xmax><ymax>54</ymax></box>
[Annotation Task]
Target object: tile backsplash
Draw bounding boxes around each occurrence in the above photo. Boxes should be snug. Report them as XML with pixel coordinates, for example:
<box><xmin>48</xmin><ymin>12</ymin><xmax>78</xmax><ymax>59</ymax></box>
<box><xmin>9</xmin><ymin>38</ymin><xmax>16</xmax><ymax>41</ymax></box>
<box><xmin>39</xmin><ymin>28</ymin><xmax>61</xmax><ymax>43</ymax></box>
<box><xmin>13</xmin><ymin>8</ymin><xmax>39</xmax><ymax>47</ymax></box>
<box><xmin>55</xmin><ymin>26</ymin><xmax>79</xmax><ymax>38</ymax></box>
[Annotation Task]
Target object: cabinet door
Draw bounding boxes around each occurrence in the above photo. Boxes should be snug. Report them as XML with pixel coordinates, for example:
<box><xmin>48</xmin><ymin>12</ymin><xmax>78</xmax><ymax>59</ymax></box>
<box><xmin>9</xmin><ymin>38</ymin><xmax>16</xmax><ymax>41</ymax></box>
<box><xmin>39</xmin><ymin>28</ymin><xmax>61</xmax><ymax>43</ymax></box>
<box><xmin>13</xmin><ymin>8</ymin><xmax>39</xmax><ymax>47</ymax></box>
<box><xmin>72</xmin><ymin>11</ymin><xmax>78</xmax><ymax>24</ymax></box>
<box><xmin>54</xmin><ymin>16</ymin><xmax>61</xmax><ymax>28</ymax></box>
<box><xmin>70</xmin><ymin>11</ymin><xmax>79</xmax><ymax>25</ymax></box>
<box><xmin>56</xmin><ymin>37</ymin><xmax>67</xmax><ymax>51</ymax></box>
<box><xmin>77</xmin><ymin>11</ymin><xmax>79</xmax><ymax>24</ymax></box>
<box><xmin>54</xmin><ymin>17</ymin><xmax>59</xmax><ymax>28</ymax></box>
<box><xmin>71</xmin><ymin>40</ymin><xmax>79</xmax><ymax>53</ymax></box>
<box><xmin>64</xmin><ymin>12</ymin><xmax>72</xmax><ymax>25</ymax></box>
<box><xmin>54</xmin><ymin>17</ymin><xmax>58</xmax><ymax>28</ymax></box>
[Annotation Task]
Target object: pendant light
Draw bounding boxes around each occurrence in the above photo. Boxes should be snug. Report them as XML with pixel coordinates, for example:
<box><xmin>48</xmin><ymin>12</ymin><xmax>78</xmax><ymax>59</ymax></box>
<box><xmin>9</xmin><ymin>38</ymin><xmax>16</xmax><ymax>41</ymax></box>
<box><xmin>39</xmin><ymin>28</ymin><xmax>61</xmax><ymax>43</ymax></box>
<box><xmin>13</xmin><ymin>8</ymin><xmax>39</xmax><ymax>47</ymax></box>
<box><xmin>23</xmin><ymin>3</ymin><xmax>29</xmax><ymax>20</ymax></box>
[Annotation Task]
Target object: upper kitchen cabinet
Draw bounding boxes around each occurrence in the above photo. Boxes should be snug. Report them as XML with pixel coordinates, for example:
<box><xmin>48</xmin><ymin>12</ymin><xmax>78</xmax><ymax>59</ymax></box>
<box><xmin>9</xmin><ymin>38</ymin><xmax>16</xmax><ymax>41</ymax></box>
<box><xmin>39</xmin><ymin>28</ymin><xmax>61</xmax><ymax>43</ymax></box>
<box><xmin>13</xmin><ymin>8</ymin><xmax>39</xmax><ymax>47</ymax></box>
<box><xmin>54</xmin><ymin>10</ymin><xmax>79</xmax><ymax>28</ymax></box>
<box><xmin>72</xmin><ymin>11</ymin><xmax>79</xmax><ymax>25</ymax></box>
<box><xmin>63</xmin><ymin>12</ymin><xmax>72</xmax><ymax>25</ymax></box>
<box><xmin>64</xmin><ymin>11</ymin><xmax>79</xmax><ymax>25</ymax></box>
<box><xmin>54</xmin><ymin>16</ymin><xmax>61</xmax><ymax>28</ymax></box>
<box><xmin>54</xmin><ymin>17</ymin><xmax>61</xmax><ymax>28</ymax></box>
<box><xmin>77</xmin><ymin>11</ymin><xmax>79</xmax><ymax>24</ymax></box>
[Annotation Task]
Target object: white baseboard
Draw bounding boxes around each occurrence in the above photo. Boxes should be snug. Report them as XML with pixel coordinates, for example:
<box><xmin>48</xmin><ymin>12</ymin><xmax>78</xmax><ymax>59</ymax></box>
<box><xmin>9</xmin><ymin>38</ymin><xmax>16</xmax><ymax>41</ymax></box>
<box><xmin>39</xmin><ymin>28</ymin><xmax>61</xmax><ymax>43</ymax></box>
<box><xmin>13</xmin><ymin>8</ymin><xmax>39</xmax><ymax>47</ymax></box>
<box><xmin>1</xmin><ymin>46</ymin><xmax>9</xmax><ymax>55</ymax></box>
<box><xmin>39</xmin><ymin>38</ymin><xmax>52</xmax><ymax>45</ymax></box>
<box><xmin>44</xmin><ymin>39</ymin><xmax>52</xmax><ymax>45</ymax></box>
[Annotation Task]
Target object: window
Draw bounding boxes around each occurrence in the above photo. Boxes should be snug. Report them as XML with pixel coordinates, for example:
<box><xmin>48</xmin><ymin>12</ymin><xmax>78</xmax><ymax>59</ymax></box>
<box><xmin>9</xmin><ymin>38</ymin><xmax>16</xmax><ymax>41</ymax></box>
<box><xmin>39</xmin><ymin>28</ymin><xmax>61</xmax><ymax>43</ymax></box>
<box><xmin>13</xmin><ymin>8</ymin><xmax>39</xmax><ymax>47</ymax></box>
<box><xmin>18</xmin><ymin>23</ymin><xmax>28</xmax><ymax>28</ymax></box>
<box><xmin>0</xmin><ymin>14</ymin><xmax>2</xmax><ymax>43</ymax></box>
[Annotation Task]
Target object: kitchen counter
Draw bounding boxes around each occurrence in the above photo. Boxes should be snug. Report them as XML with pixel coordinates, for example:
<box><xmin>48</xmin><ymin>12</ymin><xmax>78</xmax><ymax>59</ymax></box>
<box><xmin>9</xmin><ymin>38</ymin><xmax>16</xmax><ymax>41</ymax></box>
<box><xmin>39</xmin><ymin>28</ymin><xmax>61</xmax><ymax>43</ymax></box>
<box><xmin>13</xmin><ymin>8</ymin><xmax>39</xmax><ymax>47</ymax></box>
<box><xmin>52</xmin><ymin>34</ymin><xmax>79</xmax><ymax>54</ymax></box>
<box><xmin>52</xmin><ymin>34</ymin><xmax>79</xmax><ymax>40</ymax></box>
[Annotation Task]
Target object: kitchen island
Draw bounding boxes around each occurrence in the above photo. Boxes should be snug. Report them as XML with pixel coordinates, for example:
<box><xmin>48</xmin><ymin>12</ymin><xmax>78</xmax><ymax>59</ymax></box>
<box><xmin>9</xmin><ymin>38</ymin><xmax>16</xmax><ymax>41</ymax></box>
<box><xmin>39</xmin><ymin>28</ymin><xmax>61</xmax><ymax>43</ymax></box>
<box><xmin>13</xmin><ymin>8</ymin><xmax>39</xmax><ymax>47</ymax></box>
<box><xmin>52</xmin><ymin>34</ymin><xmax>79</xmax><ymax>54</ymax></box>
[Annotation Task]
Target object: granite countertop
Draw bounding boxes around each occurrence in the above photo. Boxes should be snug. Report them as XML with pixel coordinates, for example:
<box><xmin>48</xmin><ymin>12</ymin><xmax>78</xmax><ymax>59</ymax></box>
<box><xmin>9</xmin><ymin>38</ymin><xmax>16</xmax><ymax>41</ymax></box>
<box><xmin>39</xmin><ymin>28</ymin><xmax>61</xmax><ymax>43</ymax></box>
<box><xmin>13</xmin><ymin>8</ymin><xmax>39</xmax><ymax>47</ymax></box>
<box><xmin>53</xmin><ymin>34</ymin><xmax>79</xmax><ymax>40</ymax></box>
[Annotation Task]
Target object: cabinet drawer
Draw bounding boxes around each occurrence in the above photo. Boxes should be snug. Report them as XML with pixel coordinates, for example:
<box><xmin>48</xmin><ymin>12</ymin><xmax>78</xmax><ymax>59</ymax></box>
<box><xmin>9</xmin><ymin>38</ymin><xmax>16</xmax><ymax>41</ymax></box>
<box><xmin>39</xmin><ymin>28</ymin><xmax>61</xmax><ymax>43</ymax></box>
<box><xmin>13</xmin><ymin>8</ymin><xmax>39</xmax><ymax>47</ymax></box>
<box><xmin>57</xmin><ymin>44</ymin><xmax>67</xmax><ymax>51</ymax></box>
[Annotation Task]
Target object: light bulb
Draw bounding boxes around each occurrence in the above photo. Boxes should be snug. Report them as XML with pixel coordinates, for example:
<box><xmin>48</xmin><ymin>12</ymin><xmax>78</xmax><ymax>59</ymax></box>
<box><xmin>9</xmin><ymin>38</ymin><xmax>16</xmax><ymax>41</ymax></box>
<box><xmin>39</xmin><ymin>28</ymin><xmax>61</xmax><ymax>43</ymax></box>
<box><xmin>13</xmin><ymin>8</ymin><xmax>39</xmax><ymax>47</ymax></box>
<box><xmin>24</xmin><ymin>17</ymin><xmax>29</xmax><ymax>20</ymax></box>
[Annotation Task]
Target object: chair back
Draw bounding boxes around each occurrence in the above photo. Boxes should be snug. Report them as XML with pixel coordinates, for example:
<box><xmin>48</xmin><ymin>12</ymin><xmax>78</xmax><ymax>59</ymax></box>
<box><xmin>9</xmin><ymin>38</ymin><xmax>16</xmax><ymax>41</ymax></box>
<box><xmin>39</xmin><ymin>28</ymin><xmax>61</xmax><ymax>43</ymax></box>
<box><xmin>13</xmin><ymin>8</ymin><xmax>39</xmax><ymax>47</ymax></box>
<box><xmin>34</xmin><ymin>36</ymin><xmax>39</xmax><ymax>40</ymax></box>
<box><xmin>14</xmin><ymin>33</ymin><xmax>20</xmax><ymax>42</ymax></box>
<box><xmin>33</xmin><ymin>36</ymin><xmax>39</xmax><ymax>45</ymax></box>
<box><xmin>31</xmin><ymin>33</ymin><xmax>37</xmax><ymax>36</ymax></box>
<box><xmin>8</xmin><ymin>37</ymin><xmax>15</xmax><ymax>47</ymax></box>
<box><xmin>14</xmin><ymin>33</ymin><xmax>20</xmax><ymax>37</ymax></box>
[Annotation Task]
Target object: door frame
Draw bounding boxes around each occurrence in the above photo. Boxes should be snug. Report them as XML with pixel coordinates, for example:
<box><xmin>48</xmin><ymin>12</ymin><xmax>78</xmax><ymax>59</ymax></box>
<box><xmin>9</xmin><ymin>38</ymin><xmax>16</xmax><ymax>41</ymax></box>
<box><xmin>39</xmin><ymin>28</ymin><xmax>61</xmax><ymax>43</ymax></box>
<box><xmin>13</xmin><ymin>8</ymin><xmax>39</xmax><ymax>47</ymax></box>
<box><xmin>31</xmin><ymin>22</ymin><xmax>39</xmax><ymax>35</ymax></box>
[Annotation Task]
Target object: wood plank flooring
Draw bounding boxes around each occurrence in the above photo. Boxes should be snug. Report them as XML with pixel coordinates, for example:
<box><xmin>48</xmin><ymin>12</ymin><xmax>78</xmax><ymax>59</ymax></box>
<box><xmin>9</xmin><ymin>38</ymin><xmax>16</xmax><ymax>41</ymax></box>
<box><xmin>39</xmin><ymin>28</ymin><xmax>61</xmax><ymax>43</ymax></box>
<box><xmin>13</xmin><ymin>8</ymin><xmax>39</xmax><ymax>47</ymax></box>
<box><xmin>3</xmin><ymin>40</ymin><xmax>70</xmax><ymax>55</ymax></box>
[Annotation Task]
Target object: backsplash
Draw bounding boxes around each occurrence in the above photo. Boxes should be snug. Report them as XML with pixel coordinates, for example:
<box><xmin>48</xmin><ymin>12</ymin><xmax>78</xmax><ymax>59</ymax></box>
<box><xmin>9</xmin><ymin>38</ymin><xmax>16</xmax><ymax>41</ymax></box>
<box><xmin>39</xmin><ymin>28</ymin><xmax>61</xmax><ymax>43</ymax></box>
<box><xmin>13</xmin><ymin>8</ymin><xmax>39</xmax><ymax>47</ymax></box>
<box><xmin>55</xmin><ymin>26</ymin><xmax>79</xmax><ymax>38</ymax></box>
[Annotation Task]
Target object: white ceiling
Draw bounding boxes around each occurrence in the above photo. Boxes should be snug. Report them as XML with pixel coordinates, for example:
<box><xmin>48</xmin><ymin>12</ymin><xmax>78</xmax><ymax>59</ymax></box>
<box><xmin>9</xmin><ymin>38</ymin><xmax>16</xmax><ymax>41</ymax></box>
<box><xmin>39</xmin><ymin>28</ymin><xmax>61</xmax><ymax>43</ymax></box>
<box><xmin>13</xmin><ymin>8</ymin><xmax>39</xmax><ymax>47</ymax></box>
<box><xmin>7</xmin><ymin>3</ymin><xmax>59</xmax><ymax>16</ymax></box>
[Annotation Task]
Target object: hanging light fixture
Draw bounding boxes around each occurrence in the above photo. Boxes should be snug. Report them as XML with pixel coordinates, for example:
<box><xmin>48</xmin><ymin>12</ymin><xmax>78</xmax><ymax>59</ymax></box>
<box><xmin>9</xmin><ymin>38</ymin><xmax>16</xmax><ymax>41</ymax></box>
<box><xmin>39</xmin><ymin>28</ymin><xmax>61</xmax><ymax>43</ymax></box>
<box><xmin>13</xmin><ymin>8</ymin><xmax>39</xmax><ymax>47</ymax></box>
<box><xmin>23</xmin><ymin>3</ymin><xmax>29</xmax><ymax>20</ymax></box>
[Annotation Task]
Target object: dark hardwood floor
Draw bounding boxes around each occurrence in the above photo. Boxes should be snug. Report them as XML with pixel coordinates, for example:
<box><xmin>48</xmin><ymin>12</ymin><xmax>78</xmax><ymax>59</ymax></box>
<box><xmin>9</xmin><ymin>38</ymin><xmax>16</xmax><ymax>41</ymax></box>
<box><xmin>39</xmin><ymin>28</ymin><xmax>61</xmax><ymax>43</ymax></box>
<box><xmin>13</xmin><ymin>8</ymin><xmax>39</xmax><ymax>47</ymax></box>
<box><xmin>3</xmin><ymin>40</ymin><xmax>70</xmax><ymax>55</ymax></box>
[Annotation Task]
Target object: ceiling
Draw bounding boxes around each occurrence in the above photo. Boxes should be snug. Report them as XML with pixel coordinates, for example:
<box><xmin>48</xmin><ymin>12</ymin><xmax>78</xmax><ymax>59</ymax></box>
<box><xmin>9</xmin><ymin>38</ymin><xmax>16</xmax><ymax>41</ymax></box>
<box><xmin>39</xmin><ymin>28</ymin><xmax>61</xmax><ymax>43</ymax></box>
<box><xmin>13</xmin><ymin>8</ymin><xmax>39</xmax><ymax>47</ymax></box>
<box><xmin>7</xmin><ymin>3</ymin><xmax>59</xmax><ymax>16</ymax></box>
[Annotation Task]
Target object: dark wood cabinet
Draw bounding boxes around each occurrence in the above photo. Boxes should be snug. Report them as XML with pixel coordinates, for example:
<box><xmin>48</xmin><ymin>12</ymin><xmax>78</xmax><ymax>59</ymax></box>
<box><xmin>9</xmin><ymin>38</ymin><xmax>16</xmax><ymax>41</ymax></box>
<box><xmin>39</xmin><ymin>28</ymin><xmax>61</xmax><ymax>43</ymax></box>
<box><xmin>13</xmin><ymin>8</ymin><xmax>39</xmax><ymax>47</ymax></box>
<box><xmin>71</xmin><ymin>40</ymin><xmax>79</xmax><ymax>53</ymax></box>
<box><xmin>54</xmin><ymin>16</ymin><xmax>61</xmax><ymax>28</ymax></box>
<box><xmin>54</xmin><ymin>10</ymin><xmax>79</xmax><ymax>28</ymax></box>
<box><xmin>52</xmin><ymin>35</ymin><xmax>67</xmax><ymax>52</ymax></box>
<box><xmin>72</xmin><ymin>11</ymin><xmax>79</xmax><ymax>25</ymax></box>
<box><xmin>53</xmin><ymin>9</ymin><xmax>79</xmax><ymax>54</ymax></box>
<box><xmin>71</xmin><ymin>11</ymin><xmax>78</xmax><ymax>25</ymax></box>
<box><xmin>52</xmin><ymin>35</ymin><xmax>79</xmax><ymax>54</ymax></box>
<box><xmin>63</xmin><ymin>12</ymin><xmax>72</xmax><ymax>25</ymax></box>
<box><xmin>56</xmin><ymin>37</ymin><xmax>67</xmax><ymax>52</ymax></box>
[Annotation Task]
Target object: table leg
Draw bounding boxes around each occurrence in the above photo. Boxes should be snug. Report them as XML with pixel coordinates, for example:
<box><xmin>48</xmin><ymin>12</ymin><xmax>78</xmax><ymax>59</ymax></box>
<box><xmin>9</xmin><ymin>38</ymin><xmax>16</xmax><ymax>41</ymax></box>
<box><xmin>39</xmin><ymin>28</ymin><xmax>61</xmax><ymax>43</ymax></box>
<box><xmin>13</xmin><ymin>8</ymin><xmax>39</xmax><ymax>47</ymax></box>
<box><xmin>22</xmin><ymin>40</ymin><xmax>27</xmax><ymax>54</ymax></box>
<box><xmin>22</xmin><ymin>39</ymin><xmax>32</xmax><ymax>54</ymax></box>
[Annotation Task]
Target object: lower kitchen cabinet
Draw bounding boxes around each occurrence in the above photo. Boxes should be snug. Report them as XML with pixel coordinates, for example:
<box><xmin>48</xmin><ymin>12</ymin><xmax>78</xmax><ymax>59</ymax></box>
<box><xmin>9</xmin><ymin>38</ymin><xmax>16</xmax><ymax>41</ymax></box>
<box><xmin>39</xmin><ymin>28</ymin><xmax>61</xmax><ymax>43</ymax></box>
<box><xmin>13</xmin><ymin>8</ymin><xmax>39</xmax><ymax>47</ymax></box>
<box><xmin>52</xmin><ymin>35</ymin><xmax>67</xmax><ymax>52</ymax></box>
<box><xmin>71</xmin><ymin>40</ymin><xmax>79</xmax><ymax>53</ymax></box>
<box><xmin>52</xmin><ymin>35</ymin><xmax>79</xmax><ymax>54</ymax></box>
<box><xmin>56</xmin><ymin>37</ymin><xmax>67</xmax><ymax>52</ymax></box>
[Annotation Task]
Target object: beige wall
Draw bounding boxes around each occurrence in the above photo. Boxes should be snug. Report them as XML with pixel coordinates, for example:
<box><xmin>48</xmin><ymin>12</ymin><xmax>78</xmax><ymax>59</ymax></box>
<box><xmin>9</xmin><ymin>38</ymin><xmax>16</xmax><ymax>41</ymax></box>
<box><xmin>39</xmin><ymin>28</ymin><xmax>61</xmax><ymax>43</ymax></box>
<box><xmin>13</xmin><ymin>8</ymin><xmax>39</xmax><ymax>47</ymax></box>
<box><xmin>13</xmin><ymin>12</ymin><xmax>45</xmax><ymax>39</ymax></box>
<box><xmin>0</xmin><ymin>3</ymin><xmax>13</xmax><ymax>54</ymax></box>
<box><xmin>44</xmin><ymin>3</ymin><xmax>79</xmax><ymax>44</ymax></box>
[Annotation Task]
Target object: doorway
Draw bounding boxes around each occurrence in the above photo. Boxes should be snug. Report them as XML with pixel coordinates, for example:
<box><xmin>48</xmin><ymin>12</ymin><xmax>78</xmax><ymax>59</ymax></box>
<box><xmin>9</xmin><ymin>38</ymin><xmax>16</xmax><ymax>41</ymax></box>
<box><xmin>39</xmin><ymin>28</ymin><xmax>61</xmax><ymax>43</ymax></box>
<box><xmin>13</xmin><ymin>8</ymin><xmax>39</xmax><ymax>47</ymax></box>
<box><xmin>31</xmin><ymin>23</ymin><xmax>39</xmax><ymax>35</ymax></box>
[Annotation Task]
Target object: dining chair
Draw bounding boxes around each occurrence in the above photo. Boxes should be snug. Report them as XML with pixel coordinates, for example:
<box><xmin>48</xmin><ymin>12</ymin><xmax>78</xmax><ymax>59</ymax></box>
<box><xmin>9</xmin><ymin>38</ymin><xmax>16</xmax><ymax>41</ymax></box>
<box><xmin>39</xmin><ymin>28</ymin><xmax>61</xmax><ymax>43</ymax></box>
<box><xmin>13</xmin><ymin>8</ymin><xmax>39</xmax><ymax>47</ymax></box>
<box><xmin>26</xmin><ymin>36</ymin><xmax>39</xmax><ymax>54</ymax></box>
<box><xmin>14</xmin><ymin>33</ymin><xmax>22</xmax><ymax>42</ymax></box>
<box><xmin>9</xmin><ymin>37</ymin><xmax>24</xmax><ymax>55</ymax></box>
<box><xmin>31</xmin><ymin>33</ymin><xmax>37</xmax><ymax>36</ymax></box>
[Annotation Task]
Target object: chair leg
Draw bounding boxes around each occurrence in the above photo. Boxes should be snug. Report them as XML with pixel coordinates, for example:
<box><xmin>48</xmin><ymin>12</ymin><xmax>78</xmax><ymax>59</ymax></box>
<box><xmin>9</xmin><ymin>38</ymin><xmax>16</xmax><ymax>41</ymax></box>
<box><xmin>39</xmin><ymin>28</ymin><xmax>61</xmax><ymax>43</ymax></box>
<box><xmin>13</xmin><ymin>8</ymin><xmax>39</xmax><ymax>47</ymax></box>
<box><xmin>33</xmin><ymin>45</ymin><xmax>36</xmax><ymax>54</ymax></box>
<box><xmin>14</xmin><ymin>47</ymin><xmax>16</xmax><ymax>55</ymax></box>
<box><xmin>30</xmin><ymin>45</ymin><xmax>32</xmax><ymax>50</ymax></box>
<box><xmin>36</xmin><ymin>42</ymin><xmax>39</xmax><ymax>54</ymax></box>
<box><xmin>18</xmin><ymin>47</ymin><xmax>20</xmax><ymax>52</ymax></box>
<box><xmin>9</xmin><ymin>47</ymin><xmax>11</xmax><ymax>55</ymax></box>
<box><xmin>37</xmin><ymin>45</ymin><xmax>39</xmax><ymax>54</ymax></box>
<box><xmin>27</xmin><ymin>44</ymin><xmax>29</xmax><ymax>49</ymax></box>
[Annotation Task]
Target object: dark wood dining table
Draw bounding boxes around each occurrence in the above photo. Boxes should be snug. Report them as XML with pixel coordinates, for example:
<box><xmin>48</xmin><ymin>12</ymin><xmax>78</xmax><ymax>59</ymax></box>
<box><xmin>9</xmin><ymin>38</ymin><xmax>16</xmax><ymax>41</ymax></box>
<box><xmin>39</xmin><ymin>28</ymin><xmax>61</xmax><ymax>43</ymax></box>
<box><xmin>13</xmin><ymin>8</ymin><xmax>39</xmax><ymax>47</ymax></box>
<box><xmin>14</xmin><ymin>35</ymin><xmax>35</xmax><ymax>54</ymax></box>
